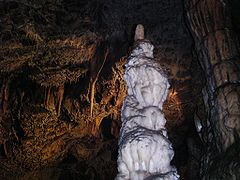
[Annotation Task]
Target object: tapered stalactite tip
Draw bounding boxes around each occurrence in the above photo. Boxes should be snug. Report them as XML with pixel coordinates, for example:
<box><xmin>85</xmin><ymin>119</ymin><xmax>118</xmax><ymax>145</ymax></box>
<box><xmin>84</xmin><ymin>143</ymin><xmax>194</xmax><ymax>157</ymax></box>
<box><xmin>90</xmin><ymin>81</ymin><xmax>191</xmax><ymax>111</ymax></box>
<box><xmin>134</xmin><ymin>24</ymin><xmax>145</xmax><ymax>41</ymax></box>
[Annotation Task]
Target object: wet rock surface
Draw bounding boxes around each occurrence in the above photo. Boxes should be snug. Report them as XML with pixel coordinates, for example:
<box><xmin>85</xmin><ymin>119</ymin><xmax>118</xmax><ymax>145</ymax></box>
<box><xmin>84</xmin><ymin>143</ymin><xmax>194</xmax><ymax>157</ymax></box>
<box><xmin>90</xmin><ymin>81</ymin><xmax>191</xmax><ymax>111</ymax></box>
<box><xmin>117</xmin><ymin>38</ymin><xmax>179</xmax><ymax>180</ymax></box>
<box><xmin>0</xmin><ymin>0</ymin><xmax>239</xmax><ymax>179</ymax></box>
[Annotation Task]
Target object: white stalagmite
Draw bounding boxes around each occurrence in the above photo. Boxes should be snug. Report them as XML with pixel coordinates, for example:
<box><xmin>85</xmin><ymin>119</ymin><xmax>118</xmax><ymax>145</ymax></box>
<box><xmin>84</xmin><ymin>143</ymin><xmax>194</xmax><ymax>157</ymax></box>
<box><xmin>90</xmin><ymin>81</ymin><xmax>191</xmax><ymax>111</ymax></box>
<box><xmin>116</xmin><ymin>25</ymin><xmax>179</xmax><ymax>180</ymax></box>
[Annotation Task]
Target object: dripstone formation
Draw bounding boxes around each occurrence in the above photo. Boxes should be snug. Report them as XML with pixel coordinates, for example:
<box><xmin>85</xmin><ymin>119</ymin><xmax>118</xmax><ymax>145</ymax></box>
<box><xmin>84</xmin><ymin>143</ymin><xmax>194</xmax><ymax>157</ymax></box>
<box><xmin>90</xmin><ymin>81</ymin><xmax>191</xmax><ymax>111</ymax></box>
<box><xmin>116</xmin><ymin>25</ymin><xmax>179</xmax><ymax>180</ymax></box>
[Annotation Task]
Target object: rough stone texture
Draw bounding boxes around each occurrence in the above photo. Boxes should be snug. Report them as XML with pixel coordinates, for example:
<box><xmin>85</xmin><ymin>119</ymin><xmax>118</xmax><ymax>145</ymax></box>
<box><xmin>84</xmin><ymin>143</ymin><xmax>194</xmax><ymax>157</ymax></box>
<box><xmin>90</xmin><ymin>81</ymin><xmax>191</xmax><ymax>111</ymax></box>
<box><xmin>0</xmin><ymin>2</ymin><xmax>127</xmax><ymax>176</ymax></box>
<box><xmin>0</xmin><ymin>0</ymin><xmax>217</xmax><ymax>179</ymax></box>
<box><xmin>116</xmin><ymin>39</ymin><xmax>179</xmax><ymax>180</ymax></box>
<box><xmin>185</xmin><ymin>0</ymin><xmax>240</xmax><ymax>179</ymax></box>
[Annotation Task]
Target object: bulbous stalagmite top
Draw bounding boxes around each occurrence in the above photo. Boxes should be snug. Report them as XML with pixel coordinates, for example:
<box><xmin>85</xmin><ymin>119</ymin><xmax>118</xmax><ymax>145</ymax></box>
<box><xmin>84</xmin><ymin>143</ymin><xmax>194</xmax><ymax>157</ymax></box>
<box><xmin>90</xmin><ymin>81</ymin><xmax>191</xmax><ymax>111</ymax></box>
<box><xmin>134</xmin><ymin>24</ymin><xmax>145</xmax><ymax>41</ymax></box>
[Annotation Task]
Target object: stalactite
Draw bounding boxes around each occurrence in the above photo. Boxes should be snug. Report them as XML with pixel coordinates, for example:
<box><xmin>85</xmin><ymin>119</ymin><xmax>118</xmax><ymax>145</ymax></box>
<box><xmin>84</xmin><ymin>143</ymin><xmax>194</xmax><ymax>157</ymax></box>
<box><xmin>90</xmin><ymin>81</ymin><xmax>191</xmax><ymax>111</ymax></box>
<box><xmin>0</xmin><ymin>79</ymin><xmax>9</xmax><ymax>114</ymax></box>
<box><xmin>44</xmin><ymin>86</ymin><xmax>51</xmax><ymax>107</ymax></box>
<box><xmin>56</xmin><ymin>85</ymin><xmax>64</xmax><ymax>115</ymax></box>
<box><xmin>73</xmin><ymin>99</ymin><xmax>80</xmax><ymax>115</ymax></box>
<box><xmin>0</xmin><ymin>82</ymin><xmax>4</xmax><ymax>114</ymax></box>
<box><xmin>3</xmin><ymin>142</ymin><xmax>8</xmax><ymax>158</ymax></box>
<box><xmin>89</xmin><ymin>48</ymin><xmax>109</xmax><ymax>117</ymax></box>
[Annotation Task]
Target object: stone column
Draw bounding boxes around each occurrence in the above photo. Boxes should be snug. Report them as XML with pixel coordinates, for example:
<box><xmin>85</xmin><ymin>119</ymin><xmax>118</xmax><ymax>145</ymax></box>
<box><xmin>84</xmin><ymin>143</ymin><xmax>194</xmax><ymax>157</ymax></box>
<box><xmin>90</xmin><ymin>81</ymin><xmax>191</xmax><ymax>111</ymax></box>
<box><xmin>116</xmin><ymin>25</ymin><xmax>179</xmax><ymax>180</ymax></box>
<box><xmin>185</xmin><ymin>1</ymin><xmax>240</xmax><ymax>179</ymax></box>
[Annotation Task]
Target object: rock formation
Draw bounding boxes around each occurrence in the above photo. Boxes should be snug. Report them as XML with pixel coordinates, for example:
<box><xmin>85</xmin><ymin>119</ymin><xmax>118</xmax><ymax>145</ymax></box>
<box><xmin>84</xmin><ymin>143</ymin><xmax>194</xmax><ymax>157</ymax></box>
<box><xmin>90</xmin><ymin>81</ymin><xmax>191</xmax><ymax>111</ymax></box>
<box><xmin>185</xmin><ymin>0</ymin><xmax>240</xmax><ymax>179</ymax></box>
<box><xmin>134</xmin><ymin>24</ymin><xmax>145</xmax><ymax>41</ymax></box>
<box><xmin>116</xmin><ymin>26</ymin><xmax>179</xmax><ymax>180</ymax></box>
<box><xmin>0</xmin><ymin>0</ymin><xmax>239</xmax><ymax>179</ymax></box>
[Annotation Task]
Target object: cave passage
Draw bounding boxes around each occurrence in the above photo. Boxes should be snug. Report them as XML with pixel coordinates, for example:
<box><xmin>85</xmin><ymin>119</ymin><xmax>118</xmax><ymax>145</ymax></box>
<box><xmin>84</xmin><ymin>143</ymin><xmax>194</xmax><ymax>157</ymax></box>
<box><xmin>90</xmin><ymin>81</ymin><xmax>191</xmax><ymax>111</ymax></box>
<box><xmin>0</xmin><ymin>0</ymin><xmax>240</xmax><ymax>180</ymax></box>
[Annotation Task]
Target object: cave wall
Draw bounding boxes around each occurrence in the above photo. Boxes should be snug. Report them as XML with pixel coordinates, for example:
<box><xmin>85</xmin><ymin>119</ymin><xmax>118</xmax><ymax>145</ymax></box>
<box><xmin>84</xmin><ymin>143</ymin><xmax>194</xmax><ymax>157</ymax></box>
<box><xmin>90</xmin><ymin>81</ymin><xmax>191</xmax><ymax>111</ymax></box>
<box><xmin>0</xmin><ymin>1</ymin><xmax>128</xmax><ymax>179</ymax></box>
<box><xmin>0</xmin><ymin>1</ymin><xmax>198</xmax><ymax>179</ymax></box>
<box><xmin>1</xmin><ymin>0</ymin><xmax>239</xmax><ymax>179</ymax></box>
<box><xmin>185</xmin><ymin>0</ymin><xmax>240</xmax><ymax>179</ymax></box>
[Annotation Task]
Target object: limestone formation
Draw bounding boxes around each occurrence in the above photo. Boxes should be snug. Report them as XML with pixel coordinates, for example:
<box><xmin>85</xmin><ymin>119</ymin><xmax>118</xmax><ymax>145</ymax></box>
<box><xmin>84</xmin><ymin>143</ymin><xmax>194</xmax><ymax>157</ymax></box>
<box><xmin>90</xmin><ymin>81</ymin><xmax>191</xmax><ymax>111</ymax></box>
<box><xmin>116</xmin><ymin>26</ymin><xmax>179</xmax><ymax>180</ymax></box>
<box><xmin>134</xmin><ymin>24</ymin><xmax>145</xmax><ymax>41</ymax></box>
<box><xmin>185</xmin><ymin>0</ymin><xmax>240</xmax><ymax>179</ymax></box>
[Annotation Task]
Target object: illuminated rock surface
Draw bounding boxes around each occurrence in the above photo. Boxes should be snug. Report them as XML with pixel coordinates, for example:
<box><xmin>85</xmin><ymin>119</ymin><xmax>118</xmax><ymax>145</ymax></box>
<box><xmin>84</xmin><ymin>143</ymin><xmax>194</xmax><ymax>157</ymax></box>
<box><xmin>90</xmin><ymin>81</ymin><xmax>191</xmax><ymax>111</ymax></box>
<box><xmin>0</xmin><ymin>1</ymin><xmax>239</xmax><ymax>179</ymax></box>
<box><xmin>116</xmin><ymin>27</ymin><xmax>179</xmax><ymax>180</ymax></box>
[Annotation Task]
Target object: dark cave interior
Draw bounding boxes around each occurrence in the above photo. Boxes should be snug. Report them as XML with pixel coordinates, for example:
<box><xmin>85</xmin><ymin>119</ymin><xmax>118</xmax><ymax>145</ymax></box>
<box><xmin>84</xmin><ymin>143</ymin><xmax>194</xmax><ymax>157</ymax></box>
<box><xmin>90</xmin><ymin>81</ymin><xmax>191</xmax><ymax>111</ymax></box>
<box><xmin>0</xmin><ymin>0</ymin><xmax>240</xmax><ymax>179</ymax></box>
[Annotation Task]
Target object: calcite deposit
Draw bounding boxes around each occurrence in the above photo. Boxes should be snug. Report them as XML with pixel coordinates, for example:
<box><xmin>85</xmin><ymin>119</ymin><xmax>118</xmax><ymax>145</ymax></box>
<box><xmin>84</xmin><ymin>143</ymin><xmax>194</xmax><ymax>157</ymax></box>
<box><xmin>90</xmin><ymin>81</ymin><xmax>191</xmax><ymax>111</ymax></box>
<box><xmin>116</xmin><ymin>26</ymin><xmax>179</xmax><ymax>180</ymax></box>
